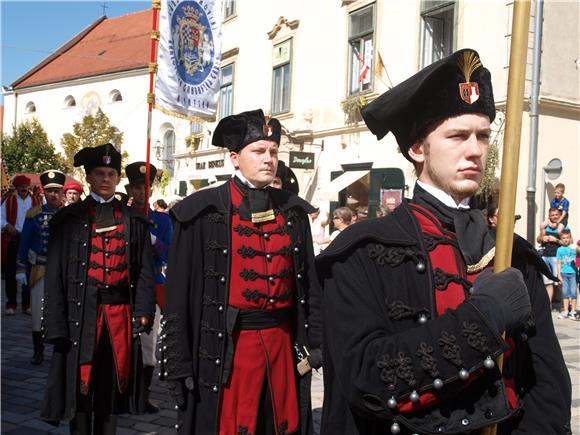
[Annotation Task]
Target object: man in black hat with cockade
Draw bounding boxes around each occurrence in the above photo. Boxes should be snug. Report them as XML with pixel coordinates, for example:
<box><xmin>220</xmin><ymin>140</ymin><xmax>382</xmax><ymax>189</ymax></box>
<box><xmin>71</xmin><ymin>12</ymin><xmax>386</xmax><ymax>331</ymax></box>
<box><xmin>317</xmin><ymin>49</ymin><xmax>571</xmax><ymax>434</ymax></box>
<box><xmin>162</xmin><ymin>109</ymin><xmax>322</xmax><ymax>434</ymax></box>
<box><xmin>17</xmin><ymin>169</ymin><xmax>66</xmax><ymax>365</ymax></box>
<box><xmin>40</xmin><ymin>143</ymin><xmax>156</xmax><ymax>435</ymax></box>
<box><xmin>271</xmin><ymin>160</ymin><xmax>300</xmax><ymax>195</ymax></box>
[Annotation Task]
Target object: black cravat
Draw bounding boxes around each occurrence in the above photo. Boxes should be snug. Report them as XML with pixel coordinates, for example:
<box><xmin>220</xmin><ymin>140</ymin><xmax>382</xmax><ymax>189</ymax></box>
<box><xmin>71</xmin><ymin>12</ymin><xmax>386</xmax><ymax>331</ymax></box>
<box><xmin>233</xmin><ymin>177</ymin><xmax>275</xmax><ymax>223</ymax></box>
<box><xmin>412</xmin><ymin>184</ymin><xmax>488</xmax><ymax>265</ymax></box>
<box><xmin>92</xmin><ymin>198</ymin><xmax>118</xmax><ymax>232</ymax></box>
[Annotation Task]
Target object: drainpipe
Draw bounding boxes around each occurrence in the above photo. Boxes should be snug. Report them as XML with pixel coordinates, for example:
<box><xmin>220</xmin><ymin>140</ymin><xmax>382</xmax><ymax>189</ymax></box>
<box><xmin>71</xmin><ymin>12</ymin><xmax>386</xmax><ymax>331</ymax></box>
<box><xmin>526</xmin><ymin>0</ymin><xmax>544</xmax><ymax>244</ymax></box>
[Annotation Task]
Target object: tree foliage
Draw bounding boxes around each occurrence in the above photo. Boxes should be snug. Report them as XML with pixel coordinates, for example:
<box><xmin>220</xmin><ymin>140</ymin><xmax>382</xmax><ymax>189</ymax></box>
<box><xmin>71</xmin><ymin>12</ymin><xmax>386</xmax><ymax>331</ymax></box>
<box><xmin>61</xmin><ymin>109</ymin><xmax>124</xmax><ymax>176</ymax></box>
<box><xmin>1</xmin><ymin>119</ymin><xmax>69</xmax><ymax>174</ymax></box>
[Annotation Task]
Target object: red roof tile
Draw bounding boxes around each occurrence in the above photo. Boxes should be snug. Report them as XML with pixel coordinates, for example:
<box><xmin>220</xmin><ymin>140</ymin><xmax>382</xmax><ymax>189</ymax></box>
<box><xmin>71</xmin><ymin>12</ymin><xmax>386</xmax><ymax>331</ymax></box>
<box><xmin>13</xmin><ymin>9</ymin><xmax>152</xmax><ymax>89</ymax></box>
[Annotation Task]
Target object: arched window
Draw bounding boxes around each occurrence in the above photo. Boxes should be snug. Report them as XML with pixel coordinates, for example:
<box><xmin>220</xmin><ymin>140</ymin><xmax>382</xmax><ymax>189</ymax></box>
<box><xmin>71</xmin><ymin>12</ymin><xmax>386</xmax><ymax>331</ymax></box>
<box><xmin>164</xmin><ymin>129</ymin><xmax>176</xmax><ymax>177</ymax></box>
<box><xmin>109</xmin><ymin>89</ymin><xmax>123</xmax><ymax>102</ymax></box>
<box><xmin>25</xmin><ymin>101</ymin><xmax>36</xmax><ymax>114</ymax></box>
<box><xmin>64</xmin><ymin>95</ymin><xmax>76</xmax><ymax>107</ymax></box>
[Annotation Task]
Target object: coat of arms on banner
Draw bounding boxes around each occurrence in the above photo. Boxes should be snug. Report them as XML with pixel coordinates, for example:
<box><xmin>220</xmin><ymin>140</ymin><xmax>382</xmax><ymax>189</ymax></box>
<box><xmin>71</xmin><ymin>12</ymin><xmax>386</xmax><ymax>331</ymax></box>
<box><xmin>172</xmin><ymin>2</ymin><xmax>215</xmax><ymax>85</ymax></box>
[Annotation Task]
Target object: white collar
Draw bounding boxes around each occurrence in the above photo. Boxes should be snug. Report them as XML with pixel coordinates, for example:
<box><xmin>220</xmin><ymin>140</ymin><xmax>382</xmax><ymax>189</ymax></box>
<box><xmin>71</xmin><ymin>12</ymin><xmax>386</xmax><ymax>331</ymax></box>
<box><xmin>416</xmin><ymin>181</ymin><xmax>471</xmax><ymax>210</ymax></box>
<box><xmin>234</xmin><ymin>170</ymin><xmax>258</xmax><ymax>189</ymax></box>
<box><xmin>90</xmin><ymin>192</ymin><xmax>116</xmax><ymax>203</ymax></box>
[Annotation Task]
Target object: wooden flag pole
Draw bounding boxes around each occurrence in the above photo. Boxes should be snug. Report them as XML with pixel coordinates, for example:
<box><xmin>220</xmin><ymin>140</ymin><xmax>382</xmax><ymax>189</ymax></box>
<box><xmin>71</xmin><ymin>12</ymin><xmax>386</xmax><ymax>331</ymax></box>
<box><xmin>144</xmin><ymin>0</ymin><xmax>161</xmax><ymax>216</ymax></box>
<box><xmin>480</xmin><ymin>1</ymin><xmax>531</xmax><ymax>434</ymax></box>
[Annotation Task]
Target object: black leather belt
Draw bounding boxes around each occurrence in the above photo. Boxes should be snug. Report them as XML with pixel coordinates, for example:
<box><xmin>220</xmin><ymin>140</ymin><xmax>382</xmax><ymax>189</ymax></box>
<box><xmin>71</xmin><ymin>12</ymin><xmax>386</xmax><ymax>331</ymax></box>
<box><xmin>222</xmin><ymin>307</ymin><xmax>291</xmax><ymax>384</ymax></box>
<box><xmin>97</xmin><ymin>285</ymin><xmax>130</xmax><ymax>305</ymax></box>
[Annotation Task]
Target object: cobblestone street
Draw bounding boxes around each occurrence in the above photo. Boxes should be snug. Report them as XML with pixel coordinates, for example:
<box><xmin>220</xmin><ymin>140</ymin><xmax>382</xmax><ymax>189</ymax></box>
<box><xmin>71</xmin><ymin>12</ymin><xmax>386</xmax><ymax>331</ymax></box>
<box><xmin>1</xmin><ymin>279</ymin><xmax>577</xmax><ymax>434</ymax></box>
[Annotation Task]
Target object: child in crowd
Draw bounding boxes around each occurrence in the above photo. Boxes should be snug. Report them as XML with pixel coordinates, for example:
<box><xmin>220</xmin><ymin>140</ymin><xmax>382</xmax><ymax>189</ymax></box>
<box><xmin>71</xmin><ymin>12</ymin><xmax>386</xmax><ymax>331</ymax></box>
<box><xmin>551</xmin><ymin>183</ymin><xmax>570</xmax><ymax>227</ymax></box>
<box><xmin>556</xmin><ymin>229</ymin><xmax>580</xmax><ymax>319</ymax></box>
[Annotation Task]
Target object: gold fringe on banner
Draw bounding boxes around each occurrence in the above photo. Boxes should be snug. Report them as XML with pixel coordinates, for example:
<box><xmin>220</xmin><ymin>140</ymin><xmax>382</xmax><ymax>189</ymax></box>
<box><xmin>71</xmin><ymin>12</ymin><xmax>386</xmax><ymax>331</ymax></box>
<box><xmin>152</xmin><ymin>0</ymin><xmax>161</xmax><ymax>9</ymax></box>
<box><xmin>154</xmin><ymin>104</ymin><xmax>216</xmax><ymax>123</ymax></box>
<box><xmin>151</xmin><ymin>30</ymin><xmax>160</xmax><ymax>40</ymax></box>
<box><xmin>149</xmin><ymin>62</ymin><xmax>158</xmax><ymax>73</ymax></box>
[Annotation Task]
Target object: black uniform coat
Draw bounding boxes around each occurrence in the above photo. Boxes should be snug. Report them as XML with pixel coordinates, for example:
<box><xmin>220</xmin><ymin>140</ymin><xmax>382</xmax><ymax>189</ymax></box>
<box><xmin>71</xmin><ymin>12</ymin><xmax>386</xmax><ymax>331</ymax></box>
<box><xmin>162</xmin><ymin>181</ymin><xmax>322</xmax><ymax>434</ymax></box>
<box><xmin>40</xmin><ymin>197</ymin><xmax>156</xmax><ymax>423</ymax></box>
<box><xmin>317</xmin><ymin>200</ymin><xmax>571</xmax><ymax>435</ymax></box>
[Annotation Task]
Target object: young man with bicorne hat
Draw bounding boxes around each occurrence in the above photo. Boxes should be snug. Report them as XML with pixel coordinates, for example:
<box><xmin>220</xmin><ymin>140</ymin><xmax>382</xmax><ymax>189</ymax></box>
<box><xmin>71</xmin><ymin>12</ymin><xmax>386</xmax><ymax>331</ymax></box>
<box><xmin>17</xmin><ymin>169</ymin><xmax>66</xmax><ymax>365</ymax></box>
<box><xmin>317</xmin><ymin>49</ymin><xmax>571</xmax><ymax>434</ymax></box>
<box><xmin>162</xmin><ymin>109</ymin><xmax>322</xmax><ymax>434</ymax></box>
<box><xmin>1</xmin><ymin>174</ymin><xmax>40</xmax><ymax>314</ymax></box>
<box><xmin>40</xmin><ymin>143</ymin><xmax>156</xmax><ymax>435</ymax></box>
<box><xmin>125</xmin><ymin>161</ymin><xmax>173</xmax><ymax>414</ymax></box>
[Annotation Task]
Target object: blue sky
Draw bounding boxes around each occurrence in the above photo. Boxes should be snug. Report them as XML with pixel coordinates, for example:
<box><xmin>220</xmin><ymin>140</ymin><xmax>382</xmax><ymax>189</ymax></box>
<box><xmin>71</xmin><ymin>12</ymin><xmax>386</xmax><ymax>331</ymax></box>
<box><xmin>1</xmin><ymin>0</ymin><xmax>149</xmax><ymax>92</ymax></box>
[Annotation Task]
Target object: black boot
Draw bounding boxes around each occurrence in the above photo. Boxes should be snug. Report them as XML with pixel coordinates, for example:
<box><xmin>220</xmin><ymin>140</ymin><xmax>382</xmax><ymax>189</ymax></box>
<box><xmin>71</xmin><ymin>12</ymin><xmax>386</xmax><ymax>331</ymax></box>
<box><xmin>93</xmin><ymin>414</ymin><xmax>117</xmax><ymax>435</ymax></box>
<box><xmin>142</xmin><ymin>365</ymin><xmax>159</xmax><ymax>414</ymax></box>
<box><xmin>70</xmin><ymin>411</ymin><xmax>91</xmax><ymax>435</ymax></box>
<box><xmin>30</xmin><ymin>331</ymin><xmax>44</xmax><ymax>365</ymax></box>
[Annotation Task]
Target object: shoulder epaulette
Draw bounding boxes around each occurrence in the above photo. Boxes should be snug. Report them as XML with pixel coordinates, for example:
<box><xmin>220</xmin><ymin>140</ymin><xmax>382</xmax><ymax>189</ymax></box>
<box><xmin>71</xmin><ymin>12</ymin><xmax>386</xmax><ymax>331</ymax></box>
<box><xmin>25</xmin><ymin>205</ymin><xmax>43</xmax><ymax>219</ymax></box>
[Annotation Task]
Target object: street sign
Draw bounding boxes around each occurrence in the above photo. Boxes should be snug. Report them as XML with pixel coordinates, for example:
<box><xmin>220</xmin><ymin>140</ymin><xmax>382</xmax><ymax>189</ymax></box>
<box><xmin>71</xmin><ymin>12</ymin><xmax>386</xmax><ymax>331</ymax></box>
<box><xmin>289</xmin><ymin>151</ymin><xmax>315</xmax><ymax>169</ymax></box>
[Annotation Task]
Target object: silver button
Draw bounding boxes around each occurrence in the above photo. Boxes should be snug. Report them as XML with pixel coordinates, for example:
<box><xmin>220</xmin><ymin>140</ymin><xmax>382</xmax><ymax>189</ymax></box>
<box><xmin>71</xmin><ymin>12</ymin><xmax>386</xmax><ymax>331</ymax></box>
<box><xmin>409</xmin><ymin>390</ymin><xmax>419</xmax><ymax>402</ymax></box>
<box><xmin>300</xmin><ymin>299</ymin><xmax>305</xmax><ymax>304</ymax></box>
<box><xmin>81</xmin><ymin>262</ymin><xmax>86</xmax><ymax>267</ymax></box>
<box><xmin>83</xmin><ymin>242</ymin><xmax>87</xmax><ymax>247</ymax></box>
<box><xmin>484</xmin><ymin>356</ymin><xmax>495</xmax><ymax>369</ymax></box>
<box><xmin>220</xmin><ymin>276</ymin><xmax>226</xmax><ymax>283</ymax></box>
<box><xmin>297</xmin><ymin>273</ymin><xmax>302</xmax><ymax>279</ymax></box>
<box><xmin>215</xmin><ymin>358</ymin><xmax>221</xmax><ymax>366</ymax></box>
<box><xmin>416</xmin><ymin>262</ymin><xmax>426</xmax><ymax>273</ymax></box>
<box><xmin>80</xmin><ymin>282</ymin><xmax>83</xmax><ymax>286</ymax></box>
<box><xmin>73</xmin><ymin>341</ymin><xmax>78</xmax><ymax>346</ymax></box>
<box><xmin>287</xmin><ymin>221</ymin><xmax>293</xmax><ymax>227</ymax></box>
<box><xmin>218</xmin><ymin>305</ymin><xmax>224</xmax><ymax>312</ymax></box>
<box><xmin>264</xmin><ymin>233</ymin><xmax>269</xmax><ymax>239</ymax></box>
<box><xmin>164</xmin><ymin>371</ymin><xmax>168</xmax><ymax>377</ymax></box>
<box><xmin>75</xmin><ymin>322</ymin><xmax>80</xmax><ymax>327</ymax></box>
<box><xmin>77</xmin><ymin>302</ymin><xmax>82</xmax><ymax>307</ymax></box>
<box><xmin>269</xmin><ymin>276</ymin><xmax>275</xmax><ymax>282</ymax></box>
<box><xmin>105</xmin><ymin>285</ymin><xmax>110</xmax><ymax>289</ymax></box>
<box><xmin>459</xmin><ymin>369</ymin><xmax>469</xmax><ymax>380</ymax></box>
<box><xmin>387</xmin><ymin>396</ymin><xmax>397</xmax><ymax>408</ymax></box>
<box><xmin>304</xmin><ymin>323</ymin><xmax>309</xmax><ymax>329</ymax></box>
<box><xmin>433</xmin><ymin>378</ymin><xmax>443</xmax><ymax>389</ymax></box>
<box><xmin>222</xmin><ymin>249</ymin><xmax>228</xmax><ymax>255</ymax></box>
<box><xmin>212</xmin><ymin>385</ymin><xmax>219</xmax><ymax>393</ymax></box>
<box><xmin>104</xmin><ymin>238</ymin><xmax>109</xmax><ymax>243</ymax></box>
<box><xmin>174</xmin><ymin>405</ymin><xmax>179</xmax><ymax>410</ymax></box>
<box><xmin>418</xmin><ymin>314</ymin><xmax>428</xmax><ymax>324</ymax></box>
<box><xmin>461</xmin><ymin>418</ymin><xmax>470</xmax><ymax>426</ymax></box>
<box><xmin>390</xmin><ymin>422</ymin><xmax>401</xmax><ymax>434</ymax></box>
<box><xmin>41</xmin><ymin>316</ymin><xmax>44</xmax><ymax>321</ymax></box>
<box><xmin>269</xmin><ymin>298</ymin><xmax>275</xmax><ymax>304</ymax></box>
<box><xmin>266</xmin><ymin>254</ymin><xmax>272</xmax><ymax>260</ymax></box>
<box><xmin>84</xmin><ymin>224</ymin><xmax>88</xmax><ymax>228</ymax></box>
<box><xmin>217</xmin><ymin>332</ymin><xmax>224</xmax><ymax>339</ymax></box>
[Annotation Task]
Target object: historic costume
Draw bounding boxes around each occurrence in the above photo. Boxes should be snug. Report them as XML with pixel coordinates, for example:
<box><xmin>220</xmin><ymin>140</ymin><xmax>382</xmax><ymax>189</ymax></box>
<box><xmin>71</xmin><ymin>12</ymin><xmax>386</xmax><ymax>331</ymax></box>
<box><xmin>17</xmin><ymin>169</ymin><xmax>65</xmax><ymax>365</ymax></box>
<box><xmin>1</xmin><ymin>174</ymin><xmax>39</xmax><ymax>313</ymax></box>
<box><xmin>163</xmin><ymin>109</ymin><xmax>322</xmax><ymax>434</ymax></box>
<box><xmin>317</xmin><ymin>49</ymin><xmax>571</xmax><ymax>434</ymax></box>
<box><xmin>40</xmin><ymin>144</ymin><xmax>156</xmax><ymax>434</ymax></box>
<box><xmin>126</xmin><ymin>161</ymin><xmax>173</xmax><ymax>413</ymax></box>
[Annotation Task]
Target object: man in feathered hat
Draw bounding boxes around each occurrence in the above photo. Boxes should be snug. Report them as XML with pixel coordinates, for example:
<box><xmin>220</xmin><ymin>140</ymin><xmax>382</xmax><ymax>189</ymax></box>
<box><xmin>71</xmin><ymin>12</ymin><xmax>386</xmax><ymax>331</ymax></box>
<box><xmin>318</xmin><ymin>49</ymin><xmax>570</xmax><ymax>434</ymax></box>
<box><xmin>40</xmin><ymin>144</ymin><xmax>156</xmax><ymax>434</ymax></box>
<box><xmin>163</xmin><ymin>109</ymin><xmax>322</xmax><ymax>434</ymax></box>
<box><xmin>17</xmin><ymin>169</ymin><xmax>65</xmax><ymax>365</ymax></box>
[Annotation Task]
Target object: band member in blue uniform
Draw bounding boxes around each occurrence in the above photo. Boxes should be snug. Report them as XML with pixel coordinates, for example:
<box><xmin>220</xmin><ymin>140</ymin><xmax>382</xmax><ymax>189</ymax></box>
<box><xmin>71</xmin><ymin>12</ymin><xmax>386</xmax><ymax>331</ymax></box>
<box><xmin>126</xmin><ymin>161</ymin><xmax>173</xmax><ymax>413</ymax></box>
<box><xmin>41</xmin><ymin>144</ymin><xmax>156</xmax><ymax>435</ymax></box>
<box><xmin>17</xmin><ymin>169</ymin><xmax>65</xmax><ymax>365</ymax></box>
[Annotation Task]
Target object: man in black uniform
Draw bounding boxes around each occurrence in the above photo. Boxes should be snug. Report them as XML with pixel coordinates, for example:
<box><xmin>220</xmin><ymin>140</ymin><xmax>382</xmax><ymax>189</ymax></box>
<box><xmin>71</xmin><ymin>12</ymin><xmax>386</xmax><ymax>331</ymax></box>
<box><xmin>40</xmin><ymin>143</ymin><xmax>156</xmax><ymax>435</ymax></box>
<box><xmin>162</xmin><ymin>109</ymin><xmax>322</xmax><ymax>434</ymax></box>
<box><xmin>317</xmin><ymin>49</ymin><xmax>571</xmax><ymax>434</ymax></box>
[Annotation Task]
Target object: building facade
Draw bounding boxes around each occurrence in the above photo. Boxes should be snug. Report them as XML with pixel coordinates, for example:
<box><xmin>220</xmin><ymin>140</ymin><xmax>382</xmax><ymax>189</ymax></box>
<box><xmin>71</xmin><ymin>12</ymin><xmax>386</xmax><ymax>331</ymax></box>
<box><xmin>3</xmin><ymin>0</ymin><xmax>579</xmax><ymax>235</ymax></box>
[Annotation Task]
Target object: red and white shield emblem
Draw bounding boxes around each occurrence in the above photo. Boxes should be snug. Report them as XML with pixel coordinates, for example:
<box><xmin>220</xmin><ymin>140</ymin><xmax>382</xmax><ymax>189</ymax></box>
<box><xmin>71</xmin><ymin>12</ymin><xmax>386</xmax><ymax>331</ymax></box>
<box><xmin>262</xmin><ymin>124</ymin><xmax>273</xmax><ymax>137</ymax></box>
<box><xmin>459</xmin><ymin>82</ymin><xmax>480</xmax><ymax>104</ymax></box>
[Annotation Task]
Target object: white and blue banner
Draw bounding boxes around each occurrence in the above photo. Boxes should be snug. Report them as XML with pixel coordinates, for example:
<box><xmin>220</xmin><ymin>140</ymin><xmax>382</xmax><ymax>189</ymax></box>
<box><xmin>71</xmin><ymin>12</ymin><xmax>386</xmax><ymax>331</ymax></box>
<box><xmin>155</xmin><ymin>0</ymin><xmax>222</xmax><ymax>119</ymax></box>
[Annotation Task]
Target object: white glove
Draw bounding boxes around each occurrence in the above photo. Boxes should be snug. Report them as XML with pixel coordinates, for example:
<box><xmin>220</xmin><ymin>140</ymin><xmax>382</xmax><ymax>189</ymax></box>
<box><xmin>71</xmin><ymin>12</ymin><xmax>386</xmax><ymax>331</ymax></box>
<box><xmin>150</xmin><ymin>233</ymin><xmax>157</xmax><ymax>245</ymax></box>
<box><xmin>16</xmin><ymin>273</ymin><xmax>28</xmax><ymax>286</ymax></box>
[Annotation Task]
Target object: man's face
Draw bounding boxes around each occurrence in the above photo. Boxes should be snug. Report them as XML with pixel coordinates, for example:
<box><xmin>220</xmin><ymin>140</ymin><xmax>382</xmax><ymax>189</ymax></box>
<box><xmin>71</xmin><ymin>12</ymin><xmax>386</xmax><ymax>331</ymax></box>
<box><xmin>128</xmin><ymin>183</ymin><xmax>146</xmax><ymax>208</ymax></box>
<box><xmin>66</xmin><ymin>189</ymin><xmax>81</xmax><ymax>204</ymax></box>
<box><xmin>549</xmin><ymin>209</ymin><xmax>561</xmax><ymax>223</ymax></box>
<box><xmin>44</xmin><ymin>187</ymin><xmax>64</xmax><ymax>209</ymax></box>
<box><xmin>410</xmin><ymin>113</ymin><xmax>491</xmax><ymax>203</ymax></box>
<box><xmin>270</xmin><ymin>176</ymin><xmax>283</xmax><ymax>189</ymax></box>
<box><xmin>86</xmin><ymin>167</ymin><xmax>120</xmax><ymax>199</ymax></box>
<box><xmin>554</xmin><ymin>189</ymin><xmax>563</xmax><ymax>200</ymax></box>
<box><xmin>16</xmin><ymin>184</ymin><xmax>29</xmax><ymax>198</ymax></box>
<box><xmin>230</xmin><ymin>140</ymin><xmax>278</xmax><ymax>188</ymax></box>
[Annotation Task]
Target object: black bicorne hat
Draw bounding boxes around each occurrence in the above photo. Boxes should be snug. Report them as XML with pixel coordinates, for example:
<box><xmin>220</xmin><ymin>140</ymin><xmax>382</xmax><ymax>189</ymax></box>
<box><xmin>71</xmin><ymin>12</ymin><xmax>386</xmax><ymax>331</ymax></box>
<box><xmin>39</xmin><ymin>170</ymin><xmax>66</xmax><ymax>189</ymax></box>
<box><xmin>361</xmin><ymin>48</ymin><xmax>495</xmax><ymax>162</ymax></box>
<box><xmin>126</xmin><ymin>161</ymin><xmax>157</xmax><ymax>186</ymax></box>
<box><xmin>212</xmin><ymin>109</ymin><xmax>281</xmax><ymax>153</ymax></box>
<box><xmin>73</xmin><ymin>143</ymin><xmax>122</xmax><ymax>175</ymax></box>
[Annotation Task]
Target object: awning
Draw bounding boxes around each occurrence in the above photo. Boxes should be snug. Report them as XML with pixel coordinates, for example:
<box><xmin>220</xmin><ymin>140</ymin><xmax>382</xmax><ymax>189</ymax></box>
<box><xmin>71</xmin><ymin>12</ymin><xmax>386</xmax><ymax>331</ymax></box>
<box><xmin>317</xmin><ymin>170</ymin><xmax>370</xmax><ymax>201</ymax></box>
